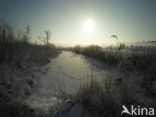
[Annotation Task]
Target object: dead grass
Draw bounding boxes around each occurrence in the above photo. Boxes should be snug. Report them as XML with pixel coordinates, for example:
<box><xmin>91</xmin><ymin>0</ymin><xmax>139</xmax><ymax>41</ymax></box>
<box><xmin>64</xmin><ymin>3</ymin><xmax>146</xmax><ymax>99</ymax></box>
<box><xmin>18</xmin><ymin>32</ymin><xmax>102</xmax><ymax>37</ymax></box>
<box><xmin>71</xmin><ymin>79</ymin><xmax>119</xmax><ymax>117</ymax></box>
<box><xmin>0</xmin><ymin>23</ymin><xmax>57</xmax><ymax>117</ymax></box>
<box><xmin>73</xmin><ymin>44</ymin><xmax>156</xmax><ymax>97</ymax></box>
<box><xmin>67</xmin><ymin>71</ymin><xmax>154</xmax><ymax>117</ymax></box>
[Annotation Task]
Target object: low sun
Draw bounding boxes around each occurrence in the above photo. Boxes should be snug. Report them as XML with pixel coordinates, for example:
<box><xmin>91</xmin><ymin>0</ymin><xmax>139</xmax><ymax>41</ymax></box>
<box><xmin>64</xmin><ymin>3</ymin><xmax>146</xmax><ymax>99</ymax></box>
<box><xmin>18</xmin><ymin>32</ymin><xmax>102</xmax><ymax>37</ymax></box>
<box><xmin>83</xmin><ymin>19</ymin><xmax>94</xmax><ymax>33</ymax></box>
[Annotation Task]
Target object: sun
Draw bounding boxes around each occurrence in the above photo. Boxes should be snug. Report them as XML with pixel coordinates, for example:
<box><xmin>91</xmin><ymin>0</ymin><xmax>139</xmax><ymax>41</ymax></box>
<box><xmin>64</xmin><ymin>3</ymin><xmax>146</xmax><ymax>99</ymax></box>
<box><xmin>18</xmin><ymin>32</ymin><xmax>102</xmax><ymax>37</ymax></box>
<box><xmin>83</xmin><ymin>19</ymin><xmax>94</xmax><ymax>33</ymax></box>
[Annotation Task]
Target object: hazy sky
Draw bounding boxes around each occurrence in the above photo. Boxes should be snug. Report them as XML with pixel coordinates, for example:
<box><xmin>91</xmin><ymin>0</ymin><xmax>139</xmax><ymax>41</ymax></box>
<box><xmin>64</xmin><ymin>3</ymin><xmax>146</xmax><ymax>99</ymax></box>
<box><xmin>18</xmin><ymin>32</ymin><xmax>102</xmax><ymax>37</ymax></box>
<box><xmin>0</xmin><ymin>0</ymin><xmax>156</xmax><ymax>46</ymax></box>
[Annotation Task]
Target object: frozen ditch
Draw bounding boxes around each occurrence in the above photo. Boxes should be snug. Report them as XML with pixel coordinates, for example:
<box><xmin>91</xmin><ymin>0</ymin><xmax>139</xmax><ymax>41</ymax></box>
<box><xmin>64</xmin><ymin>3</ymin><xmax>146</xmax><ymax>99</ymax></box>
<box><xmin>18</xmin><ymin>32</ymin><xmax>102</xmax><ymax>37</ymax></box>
<box><xmin>25</xmin><ymin>51</ymin><xmax>149</xmax><ymax>116</ymax></box>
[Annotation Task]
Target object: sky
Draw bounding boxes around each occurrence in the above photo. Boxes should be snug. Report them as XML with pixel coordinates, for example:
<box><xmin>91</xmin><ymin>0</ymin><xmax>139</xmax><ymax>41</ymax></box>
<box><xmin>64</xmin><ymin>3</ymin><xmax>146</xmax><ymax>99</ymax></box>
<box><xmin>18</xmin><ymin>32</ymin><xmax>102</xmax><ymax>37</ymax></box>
<box><xmin>0</xmin><ymin>0</ymin><xmax>156</xmax><ymax>46</ymax></box>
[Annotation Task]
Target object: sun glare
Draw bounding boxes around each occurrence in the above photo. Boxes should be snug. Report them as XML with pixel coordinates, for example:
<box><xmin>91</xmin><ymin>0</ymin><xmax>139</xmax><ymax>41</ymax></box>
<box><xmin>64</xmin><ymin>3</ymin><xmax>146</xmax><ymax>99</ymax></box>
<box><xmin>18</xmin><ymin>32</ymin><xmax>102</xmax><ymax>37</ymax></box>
<box><xmin>83</xmin><ymin>19</ymin><xmax>94</xmax><ymax>33</ymax></box>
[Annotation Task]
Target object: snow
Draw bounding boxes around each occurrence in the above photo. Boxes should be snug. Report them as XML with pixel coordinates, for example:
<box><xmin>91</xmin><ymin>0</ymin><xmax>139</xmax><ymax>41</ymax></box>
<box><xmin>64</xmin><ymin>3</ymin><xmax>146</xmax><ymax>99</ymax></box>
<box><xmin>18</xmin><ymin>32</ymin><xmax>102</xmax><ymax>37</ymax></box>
<box><xmin>30</xmin><ymin>51</ymin><xmax>116</xmax><ymax>97</ymax></box>
<box><xmin>25</xmin><ymin>51</ymin><xmax>156</xmax><ymax>116</ymax></box>
<box><xmin>26</xmin><ymin>51</ymin><xmax>117</xmax><ymax>115</ymax></box>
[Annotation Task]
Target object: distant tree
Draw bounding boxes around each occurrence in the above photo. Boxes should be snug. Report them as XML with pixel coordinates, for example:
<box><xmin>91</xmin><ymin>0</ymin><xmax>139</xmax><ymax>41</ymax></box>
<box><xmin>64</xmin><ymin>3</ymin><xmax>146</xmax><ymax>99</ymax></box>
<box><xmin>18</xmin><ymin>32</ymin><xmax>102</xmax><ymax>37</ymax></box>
<box><xmin>111</xmin><ymin>35</ymin><xmax>118</xmax><ymax>40</ymax></box>
<box><xmin>38</xmin><ymin>30</ymin><xmax>52</xmax><ymax>45</ymax></box>
<box><xmin>111</xmin><ymin>35</ymin><xmax>118</xmax><ymax>46</ymax></box>
<box><xmin>23</xmin><ymin>25</ymin><xmax>31</xmax><ymax>43</ymax></box>
<box><xmin>44</xmin><ymin>30</ymin><xmax>51</xmax><ymax>45</ymax></box>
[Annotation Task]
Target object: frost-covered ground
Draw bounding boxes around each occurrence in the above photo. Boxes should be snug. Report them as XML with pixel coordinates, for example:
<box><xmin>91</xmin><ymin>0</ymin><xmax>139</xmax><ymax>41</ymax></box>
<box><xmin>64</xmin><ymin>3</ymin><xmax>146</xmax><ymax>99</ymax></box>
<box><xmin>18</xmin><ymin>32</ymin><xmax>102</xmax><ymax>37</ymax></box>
<box><xmin>26</xmin><ymin>51</ymin><xmax>119</xmax><ymax>115</ymax></box>
<box><xmin>26</xmin><ymin>51</ymin><xmax>108</xmax><ymax>104</ymax></box>
<box><xmin>25</xmin><ymin>51</ymin><xmax>156</xmax><ymax>116</ymax></box>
